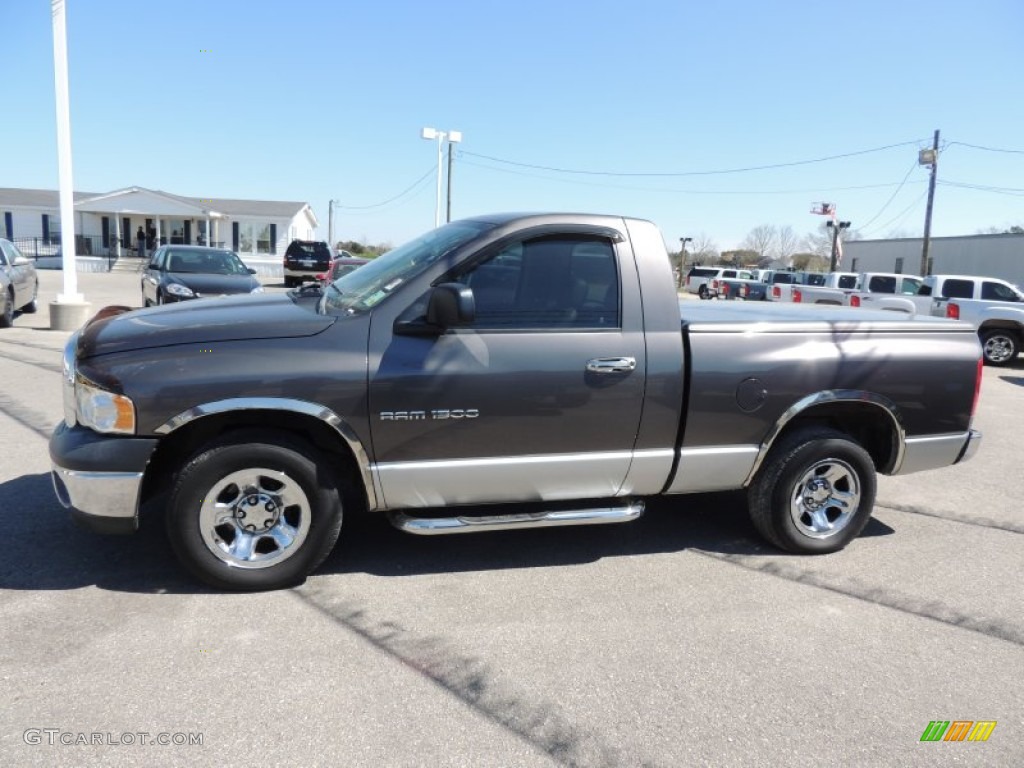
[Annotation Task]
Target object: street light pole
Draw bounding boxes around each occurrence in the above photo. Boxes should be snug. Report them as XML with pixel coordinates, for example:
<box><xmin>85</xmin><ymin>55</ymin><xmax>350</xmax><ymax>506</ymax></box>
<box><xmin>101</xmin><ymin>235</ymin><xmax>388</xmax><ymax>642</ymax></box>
<box><xmin>826</xmin><ymin>220</ymin><xmax>851</xmax><ymax>272</ymax></box>
<box><xmin>677</xmin><ymin>237</ymin><xmax>692</xmax><ymax>290</ymax></box>
<box><xmin>422</xmin><ymin>127</ymin><xmax>462</xmax><ymax>228</ymax></box>
<box><xmin>328</xmin><ymin>199</ymin><xmax>337</xmax><ymax>249</ymax></box>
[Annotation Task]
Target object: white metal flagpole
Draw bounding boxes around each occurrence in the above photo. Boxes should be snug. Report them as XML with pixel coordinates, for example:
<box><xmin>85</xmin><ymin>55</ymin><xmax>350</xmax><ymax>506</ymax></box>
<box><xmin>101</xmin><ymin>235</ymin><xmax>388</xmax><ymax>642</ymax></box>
<box><xmin>50</xmin><ymin>0</ymin><xmax>91</xmax><ymax>328</ymax></box>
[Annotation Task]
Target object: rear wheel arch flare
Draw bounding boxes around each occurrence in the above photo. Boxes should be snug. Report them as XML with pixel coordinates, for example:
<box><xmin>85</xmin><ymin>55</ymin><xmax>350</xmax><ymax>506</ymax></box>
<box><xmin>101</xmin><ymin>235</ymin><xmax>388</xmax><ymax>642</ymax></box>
<box><xmin>745</xmin><ymin>391</ymin><xmax>905</xmax><ymax>485</ymax></box>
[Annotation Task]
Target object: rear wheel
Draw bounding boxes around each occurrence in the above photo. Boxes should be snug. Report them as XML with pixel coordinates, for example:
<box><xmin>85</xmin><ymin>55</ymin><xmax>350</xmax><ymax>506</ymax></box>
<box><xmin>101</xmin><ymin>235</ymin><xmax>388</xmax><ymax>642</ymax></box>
<box><xmin>748</xmin><ymin>427</ymin><xmax>876</xmax><ymax>554</ymax></box>
<box><xmin>981</xmin><ymin>328</ymin><xmax>1019</xmax><ymax>366</ymax></box>
<box><xmin>166</xmin><ymin>431</ymin><xmax>344</xmax><ymax>591</ymax></box>
<box><xmin>698</xmin><ymin>285</ymin><xmax>709</xmax><ymax>300</ymax></box>
<box><xmin>284</xmin><ymin>276</ymin><xmax>296</xmax><ymax>288</ymax></box>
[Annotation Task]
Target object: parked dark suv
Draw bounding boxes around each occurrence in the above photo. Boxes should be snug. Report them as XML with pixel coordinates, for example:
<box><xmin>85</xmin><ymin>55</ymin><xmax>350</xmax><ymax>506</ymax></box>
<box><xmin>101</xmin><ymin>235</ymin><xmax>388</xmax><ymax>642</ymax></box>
<box><xmin>283</xmin><ymin>240</ymin><xmax>332</xmax><ymax>287</ymax></box>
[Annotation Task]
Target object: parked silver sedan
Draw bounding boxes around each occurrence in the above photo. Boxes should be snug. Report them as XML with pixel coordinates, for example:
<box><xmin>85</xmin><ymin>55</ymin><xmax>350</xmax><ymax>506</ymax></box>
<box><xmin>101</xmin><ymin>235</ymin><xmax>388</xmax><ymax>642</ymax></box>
<box><xmin>0</xmin><ymin>238</ymin><xmax>39</xmax><ymax>327</ymax></box>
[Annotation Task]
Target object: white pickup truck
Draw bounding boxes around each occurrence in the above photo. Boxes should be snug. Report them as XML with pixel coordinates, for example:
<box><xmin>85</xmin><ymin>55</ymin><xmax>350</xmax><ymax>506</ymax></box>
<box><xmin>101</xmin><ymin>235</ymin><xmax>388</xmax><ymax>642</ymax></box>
<box><xmin>928</xmin><ymin>274</ymin><xmax>1024</xmax><ymax>366</ymax></box>
<box><xmin>846</xmin><ymin>273</ymin><xmax>926</xmax><ymax>312</ymax></box>
<box><xmin>784</xmin><ymin>272</ymin><xmax>860</xmax><ymax>305</ymax></box>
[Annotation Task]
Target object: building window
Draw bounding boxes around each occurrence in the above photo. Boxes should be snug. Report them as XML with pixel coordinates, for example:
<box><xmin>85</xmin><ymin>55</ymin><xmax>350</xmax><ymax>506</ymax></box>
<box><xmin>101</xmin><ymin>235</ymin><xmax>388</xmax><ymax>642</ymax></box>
<box><xmin>256</xmin><ymin>224</ymin><xmax>272</xmax><ymax>254</ymax></box>
<box><xmin>894</xmin><ymin>257</ymin><xmax>904</xmax><ymax>274</ymax></box>
<box><xmin>850</xmin><ymin>258</ymin><xmax>858</xmax><ymax>272</ymax></box>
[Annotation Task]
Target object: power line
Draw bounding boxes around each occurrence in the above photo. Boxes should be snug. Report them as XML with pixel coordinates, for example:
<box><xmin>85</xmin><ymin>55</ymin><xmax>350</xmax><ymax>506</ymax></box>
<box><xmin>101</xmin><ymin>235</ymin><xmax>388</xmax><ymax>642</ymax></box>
<box><xmin>852</xmin><ymin>159</ymin><xmax>921</xmax><ymax>233</ymax></box>
<box><xmin>947</xmin><ymin>140</ymin><xmax>1024</xmax><ymax>155</ymax></box>
<box><xmin>332</xmin><ymin>165</ymin><xmax>436</xmax><ymax>210</ymax></box>
<box><xmin>459</xmin><ymin>140</ymin><xmax>925</xmax><ymax>178</ymax></box>
<box><xmin>460</xmin><ymin>155</ymin><xmax>924</xmax><ymax>196</ymax></box>
<box><xmin>938</xmin><ymin>179</ymin><xmax>1024</xmax><ymax>196</ymax></box>
<box><xmin>860</xmin><ymin>190</ymin><xmax>928</xmax><ymax>237</ymax></box>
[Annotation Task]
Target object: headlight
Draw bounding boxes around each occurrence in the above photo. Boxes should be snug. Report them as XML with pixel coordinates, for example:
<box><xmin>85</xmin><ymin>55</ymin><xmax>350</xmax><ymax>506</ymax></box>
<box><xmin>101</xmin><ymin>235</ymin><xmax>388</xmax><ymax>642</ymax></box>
<box><xmin>76</xmin><ymin>377</ymin><xmax>136</xmax><ymax>434</ymax></box>
<box><xmin>250</xmin><ymin>286</ymin><xmax>264</xmax><ymax>293</ymax></box>
<box><xmin>166</xmin><ymin>283</ymin><xmax>195</xmax><ymax>297</ymax></box>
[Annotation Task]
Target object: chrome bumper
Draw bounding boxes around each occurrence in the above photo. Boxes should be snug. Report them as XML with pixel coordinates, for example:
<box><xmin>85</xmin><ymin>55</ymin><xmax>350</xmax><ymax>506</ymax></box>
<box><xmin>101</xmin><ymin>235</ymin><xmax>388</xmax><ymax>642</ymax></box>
<box><xmin>894</xmin><ymin>429</ymin><xmax>982</xmax><ymax>475</ymax></box>
<box><xmin>957</xmin><ymin>428</ymin><xmax>983</xmax><ymax>464</ymax></box>
<box><xmin>51</xmin><ymin>466</ymin><xmax>143</xmax><ymax>534</ymax></box>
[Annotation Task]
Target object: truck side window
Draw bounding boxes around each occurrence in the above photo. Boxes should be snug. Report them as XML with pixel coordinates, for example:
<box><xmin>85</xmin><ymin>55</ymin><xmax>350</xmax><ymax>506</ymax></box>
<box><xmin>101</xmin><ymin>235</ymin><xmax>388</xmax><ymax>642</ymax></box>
<box><xmin>981</xmin><ymin>281</ymin><xmax>1019</xmax><ymax>301</ymax></box>
<box><xmin>457</xmin><ymin>235</ymin><xmax>620</xmax><ymax>330</ymax></box>
<box><xmin>942</xmin><ymin>279</ymin><xmax>974</xmax><ymax>299</ymax></box>
<box><xmin>868</xmin><ymin>276</ymin><xmax>896</xmax><ymax>293</ymax></box>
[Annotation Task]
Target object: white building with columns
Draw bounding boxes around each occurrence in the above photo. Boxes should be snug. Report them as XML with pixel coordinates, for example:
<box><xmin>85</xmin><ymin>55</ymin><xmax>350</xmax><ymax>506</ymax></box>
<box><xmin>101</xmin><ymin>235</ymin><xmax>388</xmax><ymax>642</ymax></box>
<box><xmin>0</xmin><ymin>186</ymin><xmax>318</xmax><ymax>271</ymax></box>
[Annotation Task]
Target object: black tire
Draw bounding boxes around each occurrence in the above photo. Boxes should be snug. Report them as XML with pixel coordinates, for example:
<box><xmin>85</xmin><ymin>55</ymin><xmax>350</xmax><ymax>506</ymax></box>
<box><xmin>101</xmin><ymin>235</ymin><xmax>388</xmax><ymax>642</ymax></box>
<box><xmin>0</xmin><ymin>290</ymin><xmax>13</xmax><ymax>328</ymax></box>
<box><xmin>981</xmin><ymin>328</ymin><xmax>1019</xmax><ymax>367</ymax></box>
<box><xmin>698</xmin><ymin>285</ymin><xmax>709</xmax><ymax>300</ymax></box>
<box><xmin>284</xmin><ymin>276</ymin><xmax>295</xmax><ymax>288</ymax></box>
<box><xmin>747</xmin><ymin>427</ymin><xmax>876</xmax><ymax>554</ymax></box>
<box><xmin>165</xmin><ymin>431</ymin><xmax>344</xmax><ymax>591</ymax></box>
<box><xmin>20</xmin><ymin>282</ymin><xmax>38</xmax><ymax>313</ymax></box>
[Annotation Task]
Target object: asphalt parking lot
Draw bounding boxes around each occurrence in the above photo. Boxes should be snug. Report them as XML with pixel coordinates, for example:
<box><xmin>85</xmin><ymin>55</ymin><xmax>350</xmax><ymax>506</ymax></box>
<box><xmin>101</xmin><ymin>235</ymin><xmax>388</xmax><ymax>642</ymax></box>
<box><xmin>1</xmin><ymin>269</ymin><xmax>1021</xmax><ymax>767</ymax></box>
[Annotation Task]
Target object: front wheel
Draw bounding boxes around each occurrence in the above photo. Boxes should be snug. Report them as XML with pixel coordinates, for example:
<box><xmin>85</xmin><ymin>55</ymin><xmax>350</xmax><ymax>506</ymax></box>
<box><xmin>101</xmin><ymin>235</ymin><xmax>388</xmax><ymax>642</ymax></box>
<box><xmin>981</xmin><ymin>328</ymin><xmax>1019</xmax><ymax>366</ymax></box>
<box><xmin>166</xmin><ymin>432</ymin><xmax>344</xmax><ymax>590</ymax></box>
<box><xmin>21</xmin><ymin>281</ymin><xmax>38</xmax><ymax>313</ymax></box>
<box><xmin>0</xmin><ymin>290</ymin><xmax>13</xmax><ymax>328</ymax></box>
<box><xmin>747</xmin><ymin>427</ymin><xmax>876</xmax><ymax>554</ymax></box>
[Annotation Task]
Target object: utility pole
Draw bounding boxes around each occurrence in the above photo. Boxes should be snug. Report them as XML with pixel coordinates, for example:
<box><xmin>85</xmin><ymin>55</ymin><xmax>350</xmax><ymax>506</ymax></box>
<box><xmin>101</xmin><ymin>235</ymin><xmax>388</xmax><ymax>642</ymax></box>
<box><xmin>446</xmin><ymin>141</ymin><xmax>455</xmax><ymax>223</ymax></box>
<box><xmin>677</xmin><ymin>237</ymin><xmax>692</xmax><ymax>290</ymax></box>
<box><xmin>919</xmin><ymin>129</ymin><xmax>940</xmax><ymax>276</ymax></box>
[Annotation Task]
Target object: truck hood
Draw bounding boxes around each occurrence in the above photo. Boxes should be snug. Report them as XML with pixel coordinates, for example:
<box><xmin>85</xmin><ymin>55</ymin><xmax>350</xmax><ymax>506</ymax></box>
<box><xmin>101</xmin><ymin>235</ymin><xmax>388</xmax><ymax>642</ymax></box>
<box><xmin>78</xmin><ymin>294</ymin><xmax>335</xmax><ymax>358</ymax></box>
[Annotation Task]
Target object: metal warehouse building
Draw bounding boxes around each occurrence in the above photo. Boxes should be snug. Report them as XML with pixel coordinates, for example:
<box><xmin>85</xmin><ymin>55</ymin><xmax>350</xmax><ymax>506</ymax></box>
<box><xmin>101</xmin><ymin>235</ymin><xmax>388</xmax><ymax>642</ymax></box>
<box><xmin>843</xmin><ymin>233</ymin><xmax>1024</xmax><ymax>287</ymax></box>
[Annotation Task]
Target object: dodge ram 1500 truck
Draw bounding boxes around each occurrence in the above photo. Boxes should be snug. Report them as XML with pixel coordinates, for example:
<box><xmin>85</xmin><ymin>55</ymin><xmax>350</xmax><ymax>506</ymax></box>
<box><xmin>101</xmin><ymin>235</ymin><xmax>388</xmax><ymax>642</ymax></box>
<box><xmin>50</xmin><ymin>214</ymin><xmax>984</xmax><ymax>590</ymax></box>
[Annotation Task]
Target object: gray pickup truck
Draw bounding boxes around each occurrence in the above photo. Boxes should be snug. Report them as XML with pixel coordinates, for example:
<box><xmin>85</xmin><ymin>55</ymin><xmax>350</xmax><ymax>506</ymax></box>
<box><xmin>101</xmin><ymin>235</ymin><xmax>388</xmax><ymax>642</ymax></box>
<box><xmin>50</xmin><ymin>214</ymin><xmax>984</xmax><ymax>590</ymax></box>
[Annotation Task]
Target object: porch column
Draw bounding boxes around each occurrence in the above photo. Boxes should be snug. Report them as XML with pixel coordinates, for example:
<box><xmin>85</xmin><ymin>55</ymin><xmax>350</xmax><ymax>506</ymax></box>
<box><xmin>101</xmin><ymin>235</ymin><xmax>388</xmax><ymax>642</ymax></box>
<box><xmin>114</xmin><ymin>213</ymin><xmax>122</xmax><ymax>257</ymax></box>
<box><xmin>207</xmin><ymin>215</ymin><xmax>212</xmax><ymax>247</ymax></box>
<box><xmin>155</xmin><ymin>218</ymin><xmax>161</xmax><ymax>247</ymax></box>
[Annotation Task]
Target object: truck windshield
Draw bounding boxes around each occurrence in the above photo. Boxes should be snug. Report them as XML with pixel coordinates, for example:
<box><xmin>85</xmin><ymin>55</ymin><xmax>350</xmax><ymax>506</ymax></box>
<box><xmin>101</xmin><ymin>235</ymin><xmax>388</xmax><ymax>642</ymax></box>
<box><xmin>319</xmin><ymin>220</ymin><xmax>494</xmax><ymax>315</ymax></box>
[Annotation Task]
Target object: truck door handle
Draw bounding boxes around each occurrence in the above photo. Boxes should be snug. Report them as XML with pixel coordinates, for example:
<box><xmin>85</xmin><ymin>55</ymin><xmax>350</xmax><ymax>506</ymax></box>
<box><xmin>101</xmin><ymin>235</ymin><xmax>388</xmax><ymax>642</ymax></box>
<box><xmin>586</xmin><ymin>357</ymin><xmax>636</xmax><ymax>373</ymax></box>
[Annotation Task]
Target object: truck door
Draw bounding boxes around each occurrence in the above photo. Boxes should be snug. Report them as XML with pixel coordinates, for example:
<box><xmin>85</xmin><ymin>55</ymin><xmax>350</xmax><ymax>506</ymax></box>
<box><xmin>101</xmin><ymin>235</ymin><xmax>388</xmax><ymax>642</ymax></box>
<box><xmin>367</xmin><ymin>232</ymin><xmax>647</xmax><ymax>509</ymax></box>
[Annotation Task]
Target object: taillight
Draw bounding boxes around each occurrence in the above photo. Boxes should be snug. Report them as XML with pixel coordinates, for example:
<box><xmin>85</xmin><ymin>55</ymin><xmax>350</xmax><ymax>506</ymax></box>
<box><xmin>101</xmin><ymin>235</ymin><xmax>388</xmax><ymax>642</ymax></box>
<box><xmin>723</xmin><ymin>285</ymin><xmax>730</xmax><ymax>297</ymax></box>
<box><xmin>946</xmin><ymin>302</ymin><xmax>960</xmax><ymax>320</ymax></box>
<box><xmin>793</xmin><ymin>289</ymin><xmax>803</xmax><ymax>303</ymax></box>
<box><xmin>712</xmin><ymin>279</ymin><xmax>719</xmax><ymax>290</ymax></box>
<box><xmin>740</xmin><ymin>285</ymin><xmax>749</xmax><ymax>298</ymax></box>
<box><xmin>850</xmin><ymin>295</ymin><xmax>861</xmax><ymax>307</ymax></box>
<box><xmin>772</xmin><ymin>286</ymin><xmax>780</xmax><ymax>298</ymax></box>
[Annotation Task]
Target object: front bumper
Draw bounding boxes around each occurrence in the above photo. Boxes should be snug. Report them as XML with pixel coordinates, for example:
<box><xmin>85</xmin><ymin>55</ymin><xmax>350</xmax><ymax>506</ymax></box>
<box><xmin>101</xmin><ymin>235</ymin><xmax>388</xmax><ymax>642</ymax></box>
<box><xmin>49</xmin><ymin>422</ymin><xmax>160</xmax><ymax>535</ymax></box>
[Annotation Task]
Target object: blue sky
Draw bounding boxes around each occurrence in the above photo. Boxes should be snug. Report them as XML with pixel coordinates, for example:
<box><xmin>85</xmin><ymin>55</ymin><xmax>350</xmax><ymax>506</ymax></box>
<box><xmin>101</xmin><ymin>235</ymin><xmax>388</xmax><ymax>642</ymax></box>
<box><xmin>3</xmin><ymin>0</ymin><xmax>1022</xmax><ymax>251</ymax></box>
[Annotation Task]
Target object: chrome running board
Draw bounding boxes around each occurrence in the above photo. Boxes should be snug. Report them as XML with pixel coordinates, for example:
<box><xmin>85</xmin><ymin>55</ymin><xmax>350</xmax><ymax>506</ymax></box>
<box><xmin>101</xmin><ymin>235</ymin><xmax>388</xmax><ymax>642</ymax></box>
<box><xmin>388</xmin><ymin>501</ymin><xmax>645</xmax><ymax>536</ymax></box>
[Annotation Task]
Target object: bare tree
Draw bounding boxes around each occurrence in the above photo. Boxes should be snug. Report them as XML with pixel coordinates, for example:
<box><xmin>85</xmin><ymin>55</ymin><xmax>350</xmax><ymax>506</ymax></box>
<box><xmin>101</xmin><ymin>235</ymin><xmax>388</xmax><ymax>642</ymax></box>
<box><xmin>741</xmin><ymin>224</ymin><xmax>777</xmax><ymax>263</ymax></box>
<box><xmin>774</xmin><ymin>225</ymin><xmax>799</xmax><ymax>264</ymax></box>
<box><xmin>689</xmin><ymin>232</ymin><xmax>719</xmax><ymax>265</ymax></box>
<box><xmin>803</xmin><ymin>223</ymin><xmax>833</xmax><ymax>259</ymax></box>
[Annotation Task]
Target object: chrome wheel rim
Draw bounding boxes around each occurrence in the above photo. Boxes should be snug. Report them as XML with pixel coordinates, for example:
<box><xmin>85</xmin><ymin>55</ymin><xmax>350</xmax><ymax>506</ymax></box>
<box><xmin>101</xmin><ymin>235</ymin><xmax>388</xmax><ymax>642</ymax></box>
<box><xmin>198</xmin><ymin>468</ymin><xmax>311</xmax><ymax>569</ymax></box>
<box><xmin>789</xmin><ymin>458</ymin><xmax>860</xmax><ymax>539</ymax></box>
<box><xmin>984</xmin><ymin>335</ymin><xmax>1013</xmax><ymax>363</ymax></box>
